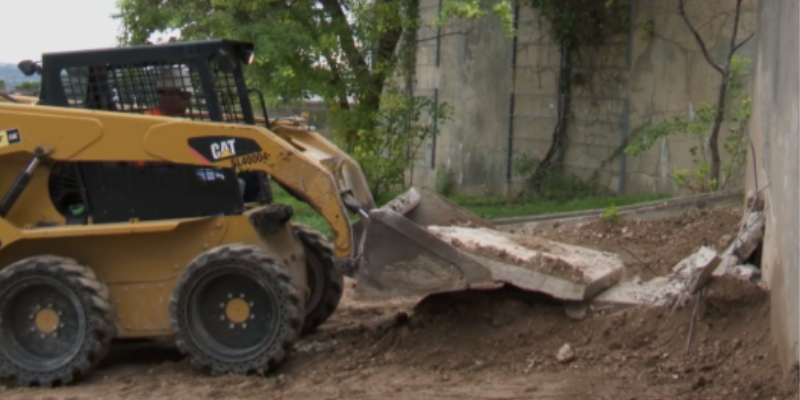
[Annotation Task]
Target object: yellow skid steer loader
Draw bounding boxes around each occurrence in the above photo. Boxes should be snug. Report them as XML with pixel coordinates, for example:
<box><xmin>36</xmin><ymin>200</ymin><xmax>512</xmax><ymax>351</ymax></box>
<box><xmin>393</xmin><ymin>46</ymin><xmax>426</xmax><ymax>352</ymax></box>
<box><xmin>0</xmin><ymin>39</ymin><xmax>610</xmax><ymax>387</ymax></box>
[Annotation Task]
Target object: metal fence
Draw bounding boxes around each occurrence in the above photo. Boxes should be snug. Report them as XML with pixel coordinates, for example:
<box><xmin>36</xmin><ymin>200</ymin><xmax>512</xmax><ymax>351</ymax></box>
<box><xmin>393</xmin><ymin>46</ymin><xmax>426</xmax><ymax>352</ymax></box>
<box><xmin>410</xmin><ymin>0</ymin><xmax>442</xmax><ymax>170</ymax></box>
<box><xmin>505</xmin><ymin>1</ymin><xmax>634</xmax><ymax>195</ymax></box>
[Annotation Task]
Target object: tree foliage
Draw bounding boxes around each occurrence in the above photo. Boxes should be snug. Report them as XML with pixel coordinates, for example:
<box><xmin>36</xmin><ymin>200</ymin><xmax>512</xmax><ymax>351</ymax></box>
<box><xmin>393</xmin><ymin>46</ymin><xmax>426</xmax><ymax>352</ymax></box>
<box><xmin>625</xmin><ymin>55</ymin><xmax>752</xmax><ymax>192</ymax></box>
<box><xmin>114</xmin><ymin>0</ymin><xmax>509</xmax><ymax>195</ymax></box>
<box><xmin>624</xmin><ymin>0</ymin><xmax>754</xmax><ymax>192</ymax></box>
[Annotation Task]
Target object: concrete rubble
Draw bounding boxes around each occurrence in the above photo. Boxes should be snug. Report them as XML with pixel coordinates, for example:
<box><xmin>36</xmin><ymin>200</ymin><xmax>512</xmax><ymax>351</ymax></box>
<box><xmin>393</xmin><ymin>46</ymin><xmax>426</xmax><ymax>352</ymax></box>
<box><xmin>425</xmin><ymin>226</ymin><xmax>626</xmax><ymax>302</ymax></box>
<box><xmin>591</xmin><ymin>247</ymin><xmax>722</xmax><ymax>308</ymax></box>
<box><xmin>593</xmin><ymin>204</ymin><xmax>767</xmax><ymax>308</ymax></box>
<box><xmin>400</xmin><ymin>190</ymin><xmax>766</xmax><ymax>310</ymax></box>
<box><xmin>595</xmin><ymin>192</ymin><xmax>768</xmax><ymax>308</ymax></box>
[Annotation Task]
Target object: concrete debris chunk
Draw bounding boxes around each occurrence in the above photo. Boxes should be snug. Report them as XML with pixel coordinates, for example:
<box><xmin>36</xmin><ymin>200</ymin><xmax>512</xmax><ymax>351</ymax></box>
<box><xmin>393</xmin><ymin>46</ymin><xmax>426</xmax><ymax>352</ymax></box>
<box><xmin>564</xmin><ymin>304</ymin><xmax>588</xmax><ymax>321</ymax></box>
<box><xmin>731</xmin><ymin>211</ymin><xmax>765</xmax><ymax>261</ymax></box>
<box><xmin>732</xmin><ymin>264</ymin><xmax>762</xmax><ymax>281</ymax></box>
<box><xmin>746</xmin><ymin>189</ymin><xmax>765</xmax><ymax>211</ymax></box>
<box><xmin>685</xmin><ymin>247</ymin><xmax>722</xmax><ymax>294</ymax></box>
<box><xmin>712</xmin><ymin>210</ymin><xmax>765</xmax><ymax>277</ymax></box>
<box><xmin>592</xmin><ymin>276</ymin><xmax>686</xmax><ymax>307</ymax></box>
<box><xmin>594</xmin><ymin>246</ymin><xmax>721</xmax><ymax>308</ymax></box>
<box><xmin>556</xmin><ymin>343</ymin><xmax>576</xmax><ymax>364</ymax></box>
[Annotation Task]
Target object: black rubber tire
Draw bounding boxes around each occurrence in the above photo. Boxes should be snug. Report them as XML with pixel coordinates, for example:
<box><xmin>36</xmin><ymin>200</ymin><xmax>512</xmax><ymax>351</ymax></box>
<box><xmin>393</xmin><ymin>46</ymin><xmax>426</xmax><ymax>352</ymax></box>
<box><xmin>292</xmin><ymin>223</ymin><xmax>344</xmax><ymax>336</ymax></box>
<box><xmin>0</xmin><ymin>255</ymin><xmax>115</xmax><ymax>387</ymax></box>
<box><xmin>169</xmin><ymin>244</ymin><xmax>303</xmax><ymax>376</ymax></box>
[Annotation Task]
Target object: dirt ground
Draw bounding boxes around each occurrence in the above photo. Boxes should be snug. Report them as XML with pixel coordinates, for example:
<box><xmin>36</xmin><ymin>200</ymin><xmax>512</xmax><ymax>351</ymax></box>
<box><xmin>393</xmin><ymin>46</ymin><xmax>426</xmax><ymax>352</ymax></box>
<box><xmin>520</xmin><ymin>203</ymin><xmax>746</xmax><ymax>279</ymax></box>
<box><xmin>2</xmin><ymin>204</ymin><xmax>798</xmax><ymax>400</ymax></box>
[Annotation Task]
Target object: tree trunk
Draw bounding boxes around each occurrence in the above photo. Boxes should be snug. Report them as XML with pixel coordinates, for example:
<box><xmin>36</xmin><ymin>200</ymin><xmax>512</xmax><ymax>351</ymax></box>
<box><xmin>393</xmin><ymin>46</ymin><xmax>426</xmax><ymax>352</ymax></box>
<box><xmin>529</xmin><ymin>44</ymin><xmax>572</xmax><ymax>193</ymax></box>
<box><xmin>708</xmin><ymin>71</ymin><xmax>729</xmax><ymax>187</ymax></box>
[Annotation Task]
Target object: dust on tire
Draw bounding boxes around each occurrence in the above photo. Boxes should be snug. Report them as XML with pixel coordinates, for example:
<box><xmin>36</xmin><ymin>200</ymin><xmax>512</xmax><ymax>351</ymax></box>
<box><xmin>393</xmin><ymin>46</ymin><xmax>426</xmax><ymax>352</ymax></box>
<box><xmin>292</xmin><ymin>223</ymin><xmax>344</xmax><ymax>335</ymax></box>
<box><xmin>0</xmin><ymin>255</ymin><xmax>115</xmax><ymax>387</ymax></box>
<box><xmin>168</xmin><ymin>243</ymin><xmax>303</xmax><ymax>376</ymax></box>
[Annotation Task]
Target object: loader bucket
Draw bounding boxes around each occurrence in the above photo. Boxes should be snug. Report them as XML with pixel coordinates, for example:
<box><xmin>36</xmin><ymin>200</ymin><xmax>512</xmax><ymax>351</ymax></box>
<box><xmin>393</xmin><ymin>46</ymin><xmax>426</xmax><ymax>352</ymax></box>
<box><xmin>353</xmin><ymin>187</ymin><xmax>625</xmax><ymax>302</ymax></box>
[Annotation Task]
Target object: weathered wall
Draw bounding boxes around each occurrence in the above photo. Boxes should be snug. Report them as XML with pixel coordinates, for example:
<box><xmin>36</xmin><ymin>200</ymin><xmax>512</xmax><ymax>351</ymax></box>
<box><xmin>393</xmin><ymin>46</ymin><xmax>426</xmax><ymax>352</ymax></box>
<box><xmin>409</xmin><ymin>0</ymin><xmax>758</xmax><ymax>197</ymax></box>
<box><xmin>410</xmin><ymin>3</ymin><xmax>513</xmax><ymax>193</ymax></box>
<box><xmin>745</xmin><ymin>0</ymin><xmax>799</xmax><ymax>371</ymax></box>
<box><xmin>625</xmin><ymin>0</ymin><xmax>757</xmax><ymax>195</ymax></box>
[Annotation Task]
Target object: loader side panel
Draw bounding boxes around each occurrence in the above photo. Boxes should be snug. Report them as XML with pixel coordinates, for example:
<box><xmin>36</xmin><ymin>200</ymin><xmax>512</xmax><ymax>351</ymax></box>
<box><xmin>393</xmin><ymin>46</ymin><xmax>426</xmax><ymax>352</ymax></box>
<box><xmin>0</xmin><ymin>215</ymin><xmax>306</xmax><ymax>338</ymax></box>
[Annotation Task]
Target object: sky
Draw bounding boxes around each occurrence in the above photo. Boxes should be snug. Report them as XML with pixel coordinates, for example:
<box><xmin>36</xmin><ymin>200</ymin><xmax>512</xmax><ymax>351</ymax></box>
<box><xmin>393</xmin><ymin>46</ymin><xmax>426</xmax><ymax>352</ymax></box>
<box><xmin>0</xmin><ymin>0</ymin><xmax>123</xmax><ymax>63</ymax></box>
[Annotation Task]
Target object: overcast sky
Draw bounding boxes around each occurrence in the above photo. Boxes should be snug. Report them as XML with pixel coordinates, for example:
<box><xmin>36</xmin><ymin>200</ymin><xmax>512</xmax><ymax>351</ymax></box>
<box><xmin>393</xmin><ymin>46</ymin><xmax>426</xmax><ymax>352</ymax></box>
<box><xmin>0</xmin><ymin>0</ymin><xmax>122</xmax><ymax>63</ymax></box>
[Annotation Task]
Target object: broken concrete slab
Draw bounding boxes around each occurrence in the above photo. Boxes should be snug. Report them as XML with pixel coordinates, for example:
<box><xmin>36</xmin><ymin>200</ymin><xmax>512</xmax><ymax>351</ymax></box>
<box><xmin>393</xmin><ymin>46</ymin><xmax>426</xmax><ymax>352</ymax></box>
<box><xmin>427</xmin><ymin>226</ymin><xmax>625</xmax><ymax>301</ymax></box>
<box><xmin>671</xmin><ymin>246</ymin><xmax>722</xmax><ymax>294</ymax></box>
<box><xmin>595</xmin><ymin>246</ymin><xmax>724</xmax><ymax>308</ymax></box>
<box><xmin>731</xmin><ymin>264</ymin><xmax>762</xmax><ymax>281</ymax></box>
<box><xmin>711</xmin><ymin>211</ymin><xmax>765</xmax><ymax>277</ymax></box>
<box><xmin>592</xmin><ymin>276</ymin><xmax>687</xmax><ymax>307</ymax></box>
<box><xmin>731</xmin><ymin>211</ymin><xmax>765</xmax><ymax>261</ymax></box>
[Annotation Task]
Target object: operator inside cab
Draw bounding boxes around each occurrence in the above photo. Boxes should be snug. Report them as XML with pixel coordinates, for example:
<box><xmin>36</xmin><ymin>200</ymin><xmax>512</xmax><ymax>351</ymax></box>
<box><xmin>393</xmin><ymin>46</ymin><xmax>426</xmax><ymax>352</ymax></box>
<box><xmin>136</xmin><ymin>65</ymin><xmax>246</xmax><ymax>196</ymax></box>
<box><xmin>145</xmin><ymin>65</ymin><xmax>194</xmax><ymax>116</ymax></box>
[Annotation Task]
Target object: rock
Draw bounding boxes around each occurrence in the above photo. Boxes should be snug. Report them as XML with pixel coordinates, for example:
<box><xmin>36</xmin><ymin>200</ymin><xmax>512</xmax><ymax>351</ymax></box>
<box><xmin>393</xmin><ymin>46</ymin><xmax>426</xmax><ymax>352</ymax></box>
<box><xmin>732</xmin><ymin>211</ymin><xmax>765</xmax><ymax>261</ymax></box>
<box><xmin>746</xmin><ymin>189</ymin><xmax>765</xmax><ymax>211</ymax></box>
<box><xmin>732</xmin><ymin>264</ymin><xmax>762</xmax><ymax>281</ymax></box>
<box><xmin>556</xmin><ymin>343</ymin><xmax>576</xmax><ymax>364</ymax></box>
<box><xmin>564</xmin><ymin>304</ymin><xmax>587</xmax><ymax>321</ymax></box>
<box><xmin>718</xmin><ymin>234</ymin><xmax>734</xmax><ymax>250</ymax></box>
<box><xmin>672</xmin><ymin>246</ymin><xmax>721</xmax><ymax>294</ymax></box>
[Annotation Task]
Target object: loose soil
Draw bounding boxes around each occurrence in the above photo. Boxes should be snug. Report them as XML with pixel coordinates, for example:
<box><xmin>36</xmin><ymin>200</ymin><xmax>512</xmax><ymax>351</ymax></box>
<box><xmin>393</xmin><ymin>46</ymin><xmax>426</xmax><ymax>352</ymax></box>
<box><xmin>2</xmin><ymin>204</ymin><xmax>796</xmax><ymax>400</ymax></box>
<box><xmin>518</xmin><ymin>203</ymin><xmax>745</xmax><ymax>280</ymax></box>
<box><xmin>3</xmin><ymin>276</ymin><xmax>796</xmax><ymax>400</ymax></box>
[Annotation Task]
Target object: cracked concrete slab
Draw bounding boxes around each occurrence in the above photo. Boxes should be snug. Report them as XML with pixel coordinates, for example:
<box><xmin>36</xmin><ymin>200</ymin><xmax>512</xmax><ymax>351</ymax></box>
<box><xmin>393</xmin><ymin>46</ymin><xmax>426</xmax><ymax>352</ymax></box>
<box><xmin>427</xmin><ymin>226</ymin><xmax>625</xmax><ymax>301</ymax></box>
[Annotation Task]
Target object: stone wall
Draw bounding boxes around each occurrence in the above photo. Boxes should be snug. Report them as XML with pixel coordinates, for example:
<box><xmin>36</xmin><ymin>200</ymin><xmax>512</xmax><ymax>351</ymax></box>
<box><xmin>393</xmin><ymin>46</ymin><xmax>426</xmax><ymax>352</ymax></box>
<box><xmin>745</xmin><ymin>0</ymin><xmax>799</xmax><ymax>371</ymax></box>
<box><xmin>409</xmin><ymin>0</ymin><xmax>758</xmax><ymax>197</ymax></box>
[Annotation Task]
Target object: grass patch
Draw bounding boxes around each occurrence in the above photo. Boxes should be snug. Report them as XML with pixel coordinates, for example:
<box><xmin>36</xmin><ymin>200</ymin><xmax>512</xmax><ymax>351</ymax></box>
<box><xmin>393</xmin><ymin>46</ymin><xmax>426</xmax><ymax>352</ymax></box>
<box><xmin>269</xmin><ymin>183</ymin><xmax>669</xmax><ymax>237</ymax></box>
<box><xmin>452</xmin><ymin>193</ymin><xmax>669</xmax><ymax>220</ymax></box>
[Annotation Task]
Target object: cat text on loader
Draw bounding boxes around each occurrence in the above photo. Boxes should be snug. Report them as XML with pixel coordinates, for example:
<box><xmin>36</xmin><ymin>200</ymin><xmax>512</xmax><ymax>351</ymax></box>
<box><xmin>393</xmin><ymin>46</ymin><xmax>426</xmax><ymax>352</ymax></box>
<box><xmin>0</xmin><ymin>39</ymin><xmax>623</xmax><ymax>387</ymax></box>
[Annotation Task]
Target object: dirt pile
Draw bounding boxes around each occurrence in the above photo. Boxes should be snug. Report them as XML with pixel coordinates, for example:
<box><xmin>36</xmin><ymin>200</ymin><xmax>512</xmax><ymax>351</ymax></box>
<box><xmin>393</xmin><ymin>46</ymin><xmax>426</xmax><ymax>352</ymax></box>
<box><xmin>520</xmin><ymin>204</ymin><xmax>744</xmax><ymax>279</ymax></box>
<box><xmin>4</xmin><ymin>276</ymin><xmax>795</xmax><ymax>400</ymax></box>
<box><xmin>320</xmin><ymin>277</ymin><xmax>792</xmax><ymax>400</ymax></box>
<box><xmin>1</xmin><ymin>203</ymin><xmax>793</xmax><ymax>400</ymax></box>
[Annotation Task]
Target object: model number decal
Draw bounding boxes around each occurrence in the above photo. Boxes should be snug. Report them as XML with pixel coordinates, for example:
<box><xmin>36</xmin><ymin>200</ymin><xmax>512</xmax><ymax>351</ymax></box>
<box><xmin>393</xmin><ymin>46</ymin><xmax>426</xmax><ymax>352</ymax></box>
<box><xmin>231</xmin><ymin>152</ymin><xmax>270</xmax><ymax>167</ymax></box>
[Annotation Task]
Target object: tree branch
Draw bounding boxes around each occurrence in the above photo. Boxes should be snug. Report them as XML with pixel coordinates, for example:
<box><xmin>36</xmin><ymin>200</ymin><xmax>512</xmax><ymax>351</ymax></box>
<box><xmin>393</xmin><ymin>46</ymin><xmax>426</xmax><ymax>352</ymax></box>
<box><xmin>726</xmin><ymin>0</ymin><xmax>744</xmax><ymax>62</ymax></box>
<box><xmin>319</xmin><ymin>0</ymin><xmax>371</xmax><ymax>79</ymax></box>
<box><xmin>416</xmin><ymin>28</ymin><xmax>475</xmax><ymax>43</ymax></box>
<box><xmin>732</xmin><ymin>32</ymin><xmax>755</xmax><ymax>54</ymax></box>
<box><xmin>678</xmin><ymin>0</ymin><xmax>724</xmax><ymax>75</ymax></box>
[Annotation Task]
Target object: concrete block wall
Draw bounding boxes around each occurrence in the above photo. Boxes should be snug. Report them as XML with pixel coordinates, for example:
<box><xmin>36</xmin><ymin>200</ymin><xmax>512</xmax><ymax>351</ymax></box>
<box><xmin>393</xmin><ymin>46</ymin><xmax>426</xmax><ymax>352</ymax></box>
<box><xmin>408</xmin><ymin>0</ymin><xmax>758</xmax><ymax>197</ymax></box>
<box><xmin>745</xmin><ymin>0</ymin><xmax>799</xmax><ymax>371</ymax></box>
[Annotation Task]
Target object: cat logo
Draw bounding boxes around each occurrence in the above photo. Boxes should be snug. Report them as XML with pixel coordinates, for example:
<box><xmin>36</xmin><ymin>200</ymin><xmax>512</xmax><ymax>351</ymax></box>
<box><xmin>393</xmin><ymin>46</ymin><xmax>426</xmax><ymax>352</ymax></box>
<box><xmin>0</xmin><ymin>128</ymin><xmax>21</xmax><ymax>148</ymax></box>
<box><xmin>210</xmin><ymin>139</ymin><xmax>237</xmax><ymax>160</ymax></box>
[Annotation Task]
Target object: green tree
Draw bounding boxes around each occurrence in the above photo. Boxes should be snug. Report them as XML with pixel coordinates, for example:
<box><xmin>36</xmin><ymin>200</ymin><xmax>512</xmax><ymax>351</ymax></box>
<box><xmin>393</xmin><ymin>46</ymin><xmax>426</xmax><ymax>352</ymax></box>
<box><xmin>0</xmin><ymin>80</ymin><xmax>6</xmax><ymax>90</ymax></box>
<box><xmin>14</xmin><ymin>81</ymin><xmax>39</xmax><ymax>90</ymax></box>
<box><xmin>113</xmin><ymin>0</ymin><xmax>511</xmax><ymax>195</ymax></box>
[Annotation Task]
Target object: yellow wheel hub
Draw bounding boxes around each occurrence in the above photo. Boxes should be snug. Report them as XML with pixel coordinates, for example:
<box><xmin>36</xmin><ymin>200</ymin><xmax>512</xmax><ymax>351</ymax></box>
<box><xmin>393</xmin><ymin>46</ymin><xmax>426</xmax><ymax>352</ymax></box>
<box><xmin>225</xmin><ymin>298</ymin><xmax>250</xmax><ymax>323</ymax></box>
<box><xmin>35</xmin><ymin>309</ymin><xmax>59</xmax><ymax>334</ymax></box>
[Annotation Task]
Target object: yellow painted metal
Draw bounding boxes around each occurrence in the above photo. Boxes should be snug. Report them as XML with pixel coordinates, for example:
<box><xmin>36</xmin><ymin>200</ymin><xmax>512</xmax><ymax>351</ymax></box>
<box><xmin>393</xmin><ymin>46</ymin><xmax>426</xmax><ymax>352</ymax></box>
<box><xmin>225</xmin><ymin>298</ymin><xmax>250</xmax><ymax>323</ymax></box>
<box><xmin>0</xmin><ymin>103</ymin><xmax>374</xmax><ymax>258</ymax></box>
<box><xmin>0</xmin><ymin>212</ymin><xmax>306</xmax><ymax>338</ymax></box>
<box><xmin>35</xmin><ymin>308</ymin><xmax>59</xmax><ymax>333</ymax></box>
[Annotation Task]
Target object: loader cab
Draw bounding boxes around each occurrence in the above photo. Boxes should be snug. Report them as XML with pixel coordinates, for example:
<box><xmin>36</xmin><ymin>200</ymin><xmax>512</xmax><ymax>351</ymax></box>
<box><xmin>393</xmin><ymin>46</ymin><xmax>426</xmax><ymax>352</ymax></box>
<box><xmin>28</xmin><ymin>39</ymin><xmax>273</xmax><ymax>225</ymax></box>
